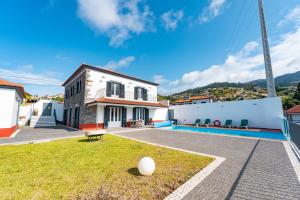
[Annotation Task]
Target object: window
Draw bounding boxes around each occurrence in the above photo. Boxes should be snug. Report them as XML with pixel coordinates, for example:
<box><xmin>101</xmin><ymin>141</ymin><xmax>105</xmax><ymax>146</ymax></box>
<box><xmin>135</xmin><ymin>108</ymin><xmax>145</xmax><ymax>120</ymax></box>
<box><xmin>76</xmin><ymin>81</ymin><xmax>79</xmax><ymax>94</ymax></box>
<box><xmin>76</xmin><ymin>80</ymin><xmax>82</xmax><ymax>94</ymax></box>
<box><xmin>134</xmin><ymin>87</ymin><xmax>147</xmax><ymax>101</ymax></box>
<box><xmin>137</xmin><ymin>88</ymin><xmax>143</xmax><ymax>99</ymax></box>
<box><xmin>65</xmin><ymin>89</ymin><xmax>70</xmax><ymax>99</ymax></box>
<box><xmin>79</xmin><ymin>80</ymin><xmax>82</xmax><ymax>93</ymax></box>
<box><xmin>70</xmin><ymin>86</ymin><xmax>74</xmax><ymax>97</ymax></box>
<box><xmin>111</xmin><ymin>82</ymin><xmax>120</xmax><ymax>96</ymax></box>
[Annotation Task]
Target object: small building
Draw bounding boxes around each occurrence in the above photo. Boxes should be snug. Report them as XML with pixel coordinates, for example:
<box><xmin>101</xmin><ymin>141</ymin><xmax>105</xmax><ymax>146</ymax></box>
<box><xmin>189</xmin><ymin>95</ymin><xmax>213</xmax><ymax>104</ymax></box>
<box><xmin>0</xmin><ymin>79</ymin><xmax>24</xmax><ymax>137</ymax></box>
<box><xmin>172</xmin><ymin>95</ymin><xmax>212</xmax><ymax>105</ymax></box>
<box><xmin>286</xmin><ymin>105</ymin><xmax>300</xmax><ymax>124</ymax></box>
<box><xmin>62</xmin><ymin>64</ymin><xmax>169</xmax><ymax>130</ymax></box>
<box><xmin>31</xmin><ymin>100</ymin><xmax>64</xmax><ymax>122</ymax></box>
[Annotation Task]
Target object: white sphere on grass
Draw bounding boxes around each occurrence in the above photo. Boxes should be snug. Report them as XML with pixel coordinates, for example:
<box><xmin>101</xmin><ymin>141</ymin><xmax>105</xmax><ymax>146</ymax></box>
<box><xmin>138</xmin><ymin>157</ymin><xmax>155</xmax><ymax>176</ymax></box>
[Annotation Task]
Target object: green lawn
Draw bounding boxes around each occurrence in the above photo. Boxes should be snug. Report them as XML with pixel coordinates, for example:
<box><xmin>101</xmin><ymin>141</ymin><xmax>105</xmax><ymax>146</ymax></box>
<box><xmin>0</xmin><ymin>135</ymin><xmax>214</xmax><ymax>200</ymax></box>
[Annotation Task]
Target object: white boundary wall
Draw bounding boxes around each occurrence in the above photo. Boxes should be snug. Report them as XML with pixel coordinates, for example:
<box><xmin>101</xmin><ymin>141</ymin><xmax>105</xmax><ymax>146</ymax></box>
<box><xmin>170</xmin><ymin>97</ymin><xmax>284</xmax><ymax>129</ymax></box>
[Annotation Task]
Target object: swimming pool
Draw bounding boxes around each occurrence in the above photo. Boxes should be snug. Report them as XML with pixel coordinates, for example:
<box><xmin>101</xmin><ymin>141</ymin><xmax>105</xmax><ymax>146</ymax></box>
<box><xmin>169</xmin><ymin>126</ymin><xmax>286</xmax><ymax>140</ymax></box>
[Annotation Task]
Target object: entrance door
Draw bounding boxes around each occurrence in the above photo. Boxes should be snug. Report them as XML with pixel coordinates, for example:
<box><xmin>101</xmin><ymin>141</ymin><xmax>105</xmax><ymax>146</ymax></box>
<box><xmin>42</xmin><ymin>103</ymin><xmax>52</xmax><ymax>116</ymax></box>
<box><xmin>63</xmin><ymin>109</ymin><xmax>68</xmax><ymax>125</ymax></box>
<box><xmin>108</xmin><ymin>107</ymin><xmax>122</xmax><ymax>128</ymax></box>
<box><xmin>74</xmin><ymin>107</ymin><xmax>80</xmax><ymax>129</ymax></box>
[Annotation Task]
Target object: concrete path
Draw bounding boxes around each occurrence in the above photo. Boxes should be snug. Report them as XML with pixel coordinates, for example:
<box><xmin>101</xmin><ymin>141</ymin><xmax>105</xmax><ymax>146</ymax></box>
<box><xmin>112</xmin><ymin>128</ymin><xmax>300</xmax><ymax>200</ymax></box>
<box><xmin>0</xmin><ymin>125</ymin><xmax>84</xmax><ymax>145</ymax></box>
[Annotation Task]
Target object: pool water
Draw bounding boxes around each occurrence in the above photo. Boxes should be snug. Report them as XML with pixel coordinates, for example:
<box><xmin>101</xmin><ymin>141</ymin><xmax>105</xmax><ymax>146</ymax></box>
<box><xmin>169</xmin><ymin>126</ymin><xmax>286</xmax><ymax>140</ymax></box>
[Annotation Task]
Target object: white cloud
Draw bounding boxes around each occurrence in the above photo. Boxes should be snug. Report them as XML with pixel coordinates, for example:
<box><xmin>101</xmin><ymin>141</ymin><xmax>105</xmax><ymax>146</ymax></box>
<box><xmin>17</xmin><ymin>64</ymin><xmax>34</xmax><ymax>71</ymax></box>
<box><xmin>161</xmin><ymin>10</ymin><xmax>184</xmax><ymax>31</ymax></box>
<box><xmin>78</xmin><ymin>0</ymin><xmax>154</xmax><ymax>47</ymax></box>
<box><xmin>55</xmin><ymin>54</ymin><xmax>71</xmax><ymax>61</ymax></box>
<box><xmin>0</xmin><ymin>67</ymin><xmax>62</xmax><ymax>86</ymax></box>
<box><xmin>103</xmin><ymin>56</ymin><xmax>135</xmax><ymax>70</ymax></box>
<box><xmin>199</xmin><ymin>0</ymin><xmax>227</xmax><ymax>24</ymax></box>
<box><xmin>158</xmin><ymin>25</ymin><xmax>300</xmax><ymax>95</ymax></box>
<box><xmin>278</xmin><ymin>5</ymin><xmax>300</xmax><ymax>27</ymax></box>
<box><xmin>153</xmin><ymin>74</ymin><xmax>168</xmax><ymax>84</ymax></box>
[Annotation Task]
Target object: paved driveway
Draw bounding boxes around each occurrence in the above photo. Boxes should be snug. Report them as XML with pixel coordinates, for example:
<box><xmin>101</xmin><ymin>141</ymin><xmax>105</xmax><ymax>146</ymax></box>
<box><xmin>0</xmin><ymin>125</ymin><xmax>84</xmax><ymax>145</ymax></box>
<box><xmin>113</xmin><ymin>128</ymin><xmax>300</xmax><ymax>200</ymax></box>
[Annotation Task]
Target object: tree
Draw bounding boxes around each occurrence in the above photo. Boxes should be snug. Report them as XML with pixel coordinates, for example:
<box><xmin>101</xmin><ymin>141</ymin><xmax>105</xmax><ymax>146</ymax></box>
<box><xmin>293</xmin><ymin>83</ymin><xmax>300</xmax><ymax>101</ymax></box>
<box><xmin>282</xmin><ymin>96</ymin><xmax>296</xmax><ymax>110</ymax></box>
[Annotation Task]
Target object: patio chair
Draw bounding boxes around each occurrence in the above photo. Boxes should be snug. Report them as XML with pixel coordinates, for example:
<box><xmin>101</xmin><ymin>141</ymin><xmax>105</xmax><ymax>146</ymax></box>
<box><xmin>203</xmin><ymin>119</ymin><xmax>211</xmax><ymax>127</ymax></box>
<box><xmin>193</xmin><ymin>119</ymin><xmax>201</xmax><ymax>126</ymax></box>
<box><xmin>223</xmin><ymin>120</ymin><xmax>233</xmax><ymax>128</ymax></box>
<box><xmin>239</xmin><ymin>119</ymin><xmax>249</xmax><ymax>129</ymax></box>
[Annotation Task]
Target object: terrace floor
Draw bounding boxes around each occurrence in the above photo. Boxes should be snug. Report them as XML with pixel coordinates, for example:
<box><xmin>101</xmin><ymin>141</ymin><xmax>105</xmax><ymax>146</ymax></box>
<box><xmin>113</xmin><ymin>128</ymin><xmax>300</xmax><ymax>200</ymax></box>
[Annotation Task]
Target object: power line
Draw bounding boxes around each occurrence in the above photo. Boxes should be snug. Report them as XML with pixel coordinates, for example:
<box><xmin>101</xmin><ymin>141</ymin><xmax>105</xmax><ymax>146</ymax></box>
<box><xmin>225</xmin><ymin>0</ymin><xmax>253</xmax><ymax>55</ymax></box>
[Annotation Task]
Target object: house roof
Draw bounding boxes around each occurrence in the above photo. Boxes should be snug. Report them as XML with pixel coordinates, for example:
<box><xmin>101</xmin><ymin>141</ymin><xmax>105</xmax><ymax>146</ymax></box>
<box><xmin>87</xmin><ymin>98</ymin><xmax>168</xmax><ymax>108</ymax></box>
<box><xmin>62</xmin><ymin>64</ymin><xmax>159</xmax><ymax>87</ymax></box>
<box><xmin>173</xmin><ymin>99</ymin><xmax>192</xmax><ymax>103</ymax></box>
<box><xmin>287</xmin><ymin>105</ymin><xmax>300</xmax><ymax>114</ymax></box>
<box><xmin>0</xmin><ymin>79</ymin><xmax>25</xmax><ymax>98</ymax></box>
<box><xmin>189</xmin><ymin>95</ymin><xmax>210</xmax><ymax>100</ymax></box>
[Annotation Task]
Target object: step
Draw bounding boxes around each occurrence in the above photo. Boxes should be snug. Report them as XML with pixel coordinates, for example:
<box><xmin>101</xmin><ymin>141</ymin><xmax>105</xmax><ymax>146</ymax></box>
<box><xmin>30</xmin><ymin>116</ymin><xmax>56</xmax><ymax>127</ymax></box>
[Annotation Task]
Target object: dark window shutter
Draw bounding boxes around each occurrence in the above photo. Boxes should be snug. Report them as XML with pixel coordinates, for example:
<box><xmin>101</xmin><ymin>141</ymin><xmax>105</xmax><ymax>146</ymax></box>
<box><xmin>106</xmin><ymin>82</ymin><xmax>112</xmax><ymax>97</ymax></box>
<box><xmin>122</xmin><ymin>107</ymin><xmax>127</xmax><ymax>127</ymax></box>
<box><xmin>120</xmin><ymin>84</ymin><xmax>125</xmax><ymax>98</ymax></box>
<box><xmin>104</xmin><ymin>106</ymin><xmax>110</xmax><ymax>128</ymax></box>
<box><xmin>133</xmin><ymin>108</ymin><xmax>136</xmax><ymax>120</ymax></box>
<box><xmin>134</xmin><ymin>87</ymin><xmax>138</xmax><ymax>100</ymax></box>
<box><xmin>141</xmin><ymin>108</ymin><xmax>145</xmax><ymax>120</ymax></box>
<box><xmin>143</xmin><ymin>89</ymin><xmax>148</xmax><ymax>101</ymax></box>
<box><xmin>145</xmin><ymin>108</ymin><xmax>149</xmax><ymax>124</ymax></box>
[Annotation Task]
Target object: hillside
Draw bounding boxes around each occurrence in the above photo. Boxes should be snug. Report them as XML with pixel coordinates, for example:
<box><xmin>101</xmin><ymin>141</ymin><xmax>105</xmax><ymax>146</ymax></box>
<box><xmin>159</xmin><ymin>71</ymin><xmax>300</xmax><ymax>109</ymax></box>
<box><xmin>248</xmin><ymin>71</ymin><xmax>300</xmax><ymax>87</ymax></box>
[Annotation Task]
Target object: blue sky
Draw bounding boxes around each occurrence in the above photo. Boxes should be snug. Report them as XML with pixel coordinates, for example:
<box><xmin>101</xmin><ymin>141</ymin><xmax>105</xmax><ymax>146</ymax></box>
<box><xmin>0</xmin><ymin>0</ymin><xmax>300</xmax><ymax>95</ymax></box>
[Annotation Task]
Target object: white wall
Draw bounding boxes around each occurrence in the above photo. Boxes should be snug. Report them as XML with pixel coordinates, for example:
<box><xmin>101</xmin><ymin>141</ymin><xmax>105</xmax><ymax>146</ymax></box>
<box><xmin>19</xmin><ymin>104</ymin><xmax>32</xmax><ymax>126</ymax></box>
<box><xmin>33</xmin><ymin>100</ymin><xmax>64</xmax><ymax>121</ymax></box>
<box><xmin>85</xmin><ymin>69</ymin><xmax>158</xmax><ymax>103</ymax></box>
<box><xmin>0</xmin><ymin>88</ymin><xmax>20</xmax><ymax>128</ymax></box>
<box><xmin>290</xmin><ymin>114</ymin><xmax>300</xmax><ymax>123</ymax></box>
<box><xmin>151</xmin><ymin>108</ymin><xmax>169</xmax><ymax>121</ymax></box>
<box><xmin>96</xmin><ymin>105</ymin><xmax>104</xmax><ymax>123</ymax></box>
<box><xmin>192</xmin><ymin>99</ymin><xmax>211</xmax><ymax>104</ymax></box>
<box><xmin>170</xmin><ymin>97</ymin><xmax>284</xmax><ymax>129</ymax></box>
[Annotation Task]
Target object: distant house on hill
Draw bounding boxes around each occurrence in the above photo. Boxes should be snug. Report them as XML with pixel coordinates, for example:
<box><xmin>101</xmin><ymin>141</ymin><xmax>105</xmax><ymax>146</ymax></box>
<box><xmin>286</xmin><ymin>105</ymin><xmax>300</xmax><ymax>123</ymax></box>
<box><xmin>0</xmin><ymin>79</ymin><xmax>24</xmax><ymax>137</ymax></box>
<box><xmin>172</xmin><ymin>95</ymin><xmax>212</xmax><ymax>105</ymax></box>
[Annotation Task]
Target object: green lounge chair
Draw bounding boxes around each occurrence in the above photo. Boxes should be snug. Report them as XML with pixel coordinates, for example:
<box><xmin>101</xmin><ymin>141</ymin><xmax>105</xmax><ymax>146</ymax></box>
<box><xmin>223</xmin><ymin>120</ymin><xmax>233</xmax><ymax>128</ymax></box>
<box><xmin>193</xmin><ymin>119</ymin><xmax>201</xmax><ymax>126</ymax></box>
<box><xmin>203</xmin><ymin>119</ymin><xmax>211</xmax><ymax>127</ymax></box>
<box><xmin>239</xmin><ymin>119</ymin><xmax>249</xmax><ymax>129</ymax></box>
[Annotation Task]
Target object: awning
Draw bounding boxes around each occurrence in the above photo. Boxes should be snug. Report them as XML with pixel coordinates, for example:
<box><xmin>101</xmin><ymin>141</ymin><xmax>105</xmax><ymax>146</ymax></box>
<box><xmin>86</xmin><ymin>97</ymin><xmax>168</xmax><ymax>108</ymax></box>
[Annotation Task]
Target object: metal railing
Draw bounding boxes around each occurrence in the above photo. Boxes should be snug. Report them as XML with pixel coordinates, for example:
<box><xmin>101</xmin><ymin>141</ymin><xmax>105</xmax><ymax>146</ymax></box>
<box><xmin>281</xmin><ymin>117</ymin><xmax>300</xmax><ymax>159</ymax></box>
<box><xmin>95</xmin><ymin>88</ymin><xmax>157</xmax><ymax>102</ymax></box>
<box><xmin>288</xmin><ymin>121</ymin><xmax>300</xmax><ymax>159</ymax></box>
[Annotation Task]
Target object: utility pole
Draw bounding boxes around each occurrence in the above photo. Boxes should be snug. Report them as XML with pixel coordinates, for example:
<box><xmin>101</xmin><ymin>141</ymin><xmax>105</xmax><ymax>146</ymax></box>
<box><xmin>258</xmin><ymin>0</ymin><xmax>276</xmax><ymax>97</ymax></box>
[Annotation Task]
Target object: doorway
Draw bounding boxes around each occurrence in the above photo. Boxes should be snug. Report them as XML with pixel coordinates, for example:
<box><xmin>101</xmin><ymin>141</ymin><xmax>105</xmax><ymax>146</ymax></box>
<box><xmin>108</xmin><ymin>107</ymin><xmax>122</xmax><ymax>128</ymax></box>
<box><xmin>42</xmin><ymin>103</ymin><xmax>52</xmax><ymax>116</ymax></box>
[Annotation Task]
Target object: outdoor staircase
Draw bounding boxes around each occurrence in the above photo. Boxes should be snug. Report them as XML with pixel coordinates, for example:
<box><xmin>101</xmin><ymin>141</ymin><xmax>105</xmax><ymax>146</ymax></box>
<box><xmin>29</xmin><ymin>116</ymin><xmax>56</xmax><ymax>127</ymax></box>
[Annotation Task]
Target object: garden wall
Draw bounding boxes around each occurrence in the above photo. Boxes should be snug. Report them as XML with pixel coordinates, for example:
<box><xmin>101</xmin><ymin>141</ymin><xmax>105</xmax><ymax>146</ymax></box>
<box><xmin>170</xmin><ymin>97</ymin><xmax>284</xmax><ymax>129</ymax></box>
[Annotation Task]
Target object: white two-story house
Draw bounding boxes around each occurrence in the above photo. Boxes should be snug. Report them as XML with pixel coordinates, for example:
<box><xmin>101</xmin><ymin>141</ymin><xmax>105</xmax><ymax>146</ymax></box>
<box><xmin>62</xmin><ymin>64</ymin><xmax>169</xmax><ymax>130</ymax></box>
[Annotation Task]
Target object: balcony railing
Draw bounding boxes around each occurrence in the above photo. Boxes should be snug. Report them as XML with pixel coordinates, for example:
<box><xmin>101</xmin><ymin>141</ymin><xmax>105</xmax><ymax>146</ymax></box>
<box><xmin>95</xmin><ymin>88</ymin><xmax>157</xmax><ymax>102</ymax></box>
